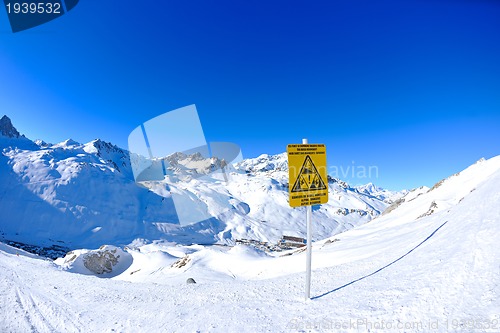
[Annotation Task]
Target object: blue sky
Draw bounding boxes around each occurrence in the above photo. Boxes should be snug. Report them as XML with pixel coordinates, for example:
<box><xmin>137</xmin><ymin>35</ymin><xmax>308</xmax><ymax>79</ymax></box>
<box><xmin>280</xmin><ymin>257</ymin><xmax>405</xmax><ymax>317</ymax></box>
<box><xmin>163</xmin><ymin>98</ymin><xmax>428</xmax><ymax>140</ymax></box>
<box><xmin>1</xmin><ymin>0</ymin><xmax>499</xmax><ymax>190</ymax></box>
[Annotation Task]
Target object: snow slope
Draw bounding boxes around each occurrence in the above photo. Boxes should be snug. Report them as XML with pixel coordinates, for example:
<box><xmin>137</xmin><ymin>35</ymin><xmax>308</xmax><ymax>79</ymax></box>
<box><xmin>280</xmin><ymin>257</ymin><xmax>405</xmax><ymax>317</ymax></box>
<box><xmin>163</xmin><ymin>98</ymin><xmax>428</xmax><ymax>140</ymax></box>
<box><xmin>0</xmin><ymin>116</ymin><xmax>402</xmax><ymax>250</ymax></box>
<box><xmin>0</xmin><ymin>156</ymin><xmax>499</xmax><ymax>332</ymax></box>
<box><xmin>0</xmin><ymin>156</ymin><xmax>500</xmax><ymax>332</ymax></box>
<box><xmin>0</xmin><ymin>136</ymin><xmax>178</xmax><ymax>249</ymax></box>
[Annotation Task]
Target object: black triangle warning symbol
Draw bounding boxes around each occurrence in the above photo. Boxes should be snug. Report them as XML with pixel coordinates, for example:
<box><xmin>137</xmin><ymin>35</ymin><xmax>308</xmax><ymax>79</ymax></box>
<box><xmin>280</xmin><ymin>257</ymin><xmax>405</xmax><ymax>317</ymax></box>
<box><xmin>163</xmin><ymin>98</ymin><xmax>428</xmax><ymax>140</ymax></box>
<box><xmin>291</xmin><ymin>155</ymin><xmax>327</xmax><ymax>193</ymax></box>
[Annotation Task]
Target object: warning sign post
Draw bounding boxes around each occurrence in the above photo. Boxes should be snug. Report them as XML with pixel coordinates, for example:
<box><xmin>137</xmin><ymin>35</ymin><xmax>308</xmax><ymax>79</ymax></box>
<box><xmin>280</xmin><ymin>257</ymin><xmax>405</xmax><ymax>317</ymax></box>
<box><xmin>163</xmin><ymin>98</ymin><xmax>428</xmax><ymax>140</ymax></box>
<box><xmin>287</xmin><ymin>139</ymin><xmax>328</xmax><ymax>300</ymax></box>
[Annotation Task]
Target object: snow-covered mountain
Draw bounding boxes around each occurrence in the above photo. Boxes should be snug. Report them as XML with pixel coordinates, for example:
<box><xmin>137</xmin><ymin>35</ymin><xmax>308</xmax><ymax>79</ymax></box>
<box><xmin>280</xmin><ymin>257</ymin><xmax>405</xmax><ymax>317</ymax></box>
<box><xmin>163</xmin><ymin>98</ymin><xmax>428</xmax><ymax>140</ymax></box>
<box><xmin>0</xmin><ymin>139</ymin><xmax>499</xmax><ymax>332</ymax></box>
<box><xmin>0</xmin><ymin>115</ymin><xmax>403</xmax><ymax>252</ymax></box>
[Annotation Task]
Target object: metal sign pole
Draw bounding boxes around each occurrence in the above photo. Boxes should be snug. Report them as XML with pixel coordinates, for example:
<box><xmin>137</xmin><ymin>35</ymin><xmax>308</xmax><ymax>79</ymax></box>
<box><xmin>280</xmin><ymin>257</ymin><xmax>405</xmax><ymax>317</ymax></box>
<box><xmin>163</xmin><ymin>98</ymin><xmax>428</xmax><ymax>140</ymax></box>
<box><xmin>303</xmin><ymin>138</ymin><xmax>312</xmax><ymax>300</ymax></box>
<box><xmin>287</xmin><ymin>139</ymin><xmax>327</xmax><ymax>300</ymax></box>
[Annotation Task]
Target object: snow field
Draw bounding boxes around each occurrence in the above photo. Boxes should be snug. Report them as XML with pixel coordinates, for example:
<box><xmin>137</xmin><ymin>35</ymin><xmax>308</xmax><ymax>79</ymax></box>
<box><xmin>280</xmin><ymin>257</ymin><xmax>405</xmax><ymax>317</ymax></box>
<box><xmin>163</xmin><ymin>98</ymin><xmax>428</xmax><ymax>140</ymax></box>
<box><xmin>1</xmin><ymin>157</ymin><xmax>499</xmax><ymax>332</ymax></box>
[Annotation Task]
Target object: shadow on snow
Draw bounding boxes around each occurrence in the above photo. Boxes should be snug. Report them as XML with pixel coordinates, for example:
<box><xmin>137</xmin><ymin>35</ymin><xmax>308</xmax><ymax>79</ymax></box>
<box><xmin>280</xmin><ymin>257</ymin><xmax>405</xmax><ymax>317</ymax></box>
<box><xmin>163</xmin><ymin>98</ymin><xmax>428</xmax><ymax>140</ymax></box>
<box><xmin>313</xmin><ymin>221</ymin><xmax>448</xmax><ymax>300</ymax></box>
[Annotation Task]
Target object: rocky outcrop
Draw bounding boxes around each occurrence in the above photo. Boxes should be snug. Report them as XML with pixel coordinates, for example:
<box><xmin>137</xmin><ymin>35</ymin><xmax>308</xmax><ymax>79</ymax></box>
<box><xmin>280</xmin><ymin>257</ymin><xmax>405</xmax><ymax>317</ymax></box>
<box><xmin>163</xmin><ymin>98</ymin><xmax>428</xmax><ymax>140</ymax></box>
<box><xmin>0</xmin><ymin>115</ymin><xmax>21</xmax><ymax>138</ymax></box>
<box><xmin>57</xmin><ymin>245</ymin><xmax>132</xmax><ymax>276</ymax></box>
<box><xmin>83</xmin><ymin>246</ymin><xmax>121</xmax><ymax>274</ymax></box>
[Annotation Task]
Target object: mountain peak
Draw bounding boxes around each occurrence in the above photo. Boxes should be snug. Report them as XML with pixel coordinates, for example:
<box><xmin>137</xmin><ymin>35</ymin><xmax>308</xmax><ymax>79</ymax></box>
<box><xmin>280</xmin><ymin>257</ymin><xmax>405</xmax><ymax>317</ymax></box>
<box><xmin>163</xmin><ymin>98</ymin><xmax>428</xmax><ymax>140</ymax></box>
<box><xmin>236</xmin><ymin>152</ymin><xmax>288</xmax><ymax>173</ymax></box>
<box><xmin>50</xmin><ymin>138</ymin><xmax>78</xmax><ymax>147</ymax></box>
<box><xmin>356</xmin><ymin>182</ymin><xmax>380</xmax><ymax>192</ymax></box>
<box><xmin>0</xmin><ymin>115</ymin><xmax>21</xmax><ymax>138</ymax></box>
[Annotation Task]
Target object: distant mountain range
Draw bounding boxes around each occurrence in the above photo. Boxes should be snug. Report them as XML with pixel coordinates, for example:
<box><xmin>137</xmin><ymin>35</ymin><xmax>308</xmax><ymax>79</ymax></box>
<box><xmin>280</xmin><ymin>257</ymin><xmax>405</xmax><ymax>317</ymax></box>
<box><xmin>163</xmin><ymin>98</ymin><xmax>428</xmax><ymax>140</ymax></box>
<box><xmin>1</xmin><ymin>115</ymin><xmax>405</xmax><ymax>251</ymax></box>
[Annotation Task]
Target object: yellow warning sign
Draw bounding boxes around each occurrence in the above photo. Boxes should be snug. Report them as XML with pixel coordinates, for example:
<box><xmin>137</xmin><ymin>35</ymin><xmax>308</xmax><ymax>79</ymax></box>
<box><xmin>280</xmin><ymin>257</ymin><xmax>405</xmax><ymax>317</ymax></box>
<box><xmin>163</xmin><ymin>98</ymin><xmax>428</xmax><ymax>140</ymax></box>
<box><xmin>287</xmin><ymin>144</ymin><xmax>328</xmax><ymax>207</ymax></box>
